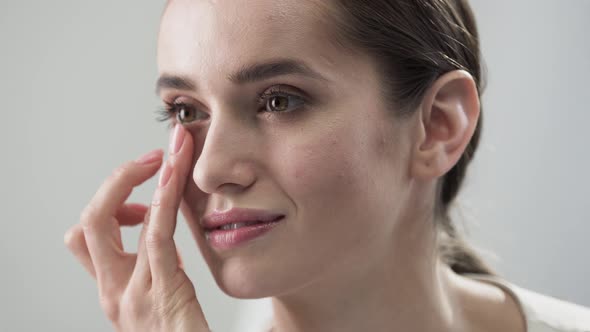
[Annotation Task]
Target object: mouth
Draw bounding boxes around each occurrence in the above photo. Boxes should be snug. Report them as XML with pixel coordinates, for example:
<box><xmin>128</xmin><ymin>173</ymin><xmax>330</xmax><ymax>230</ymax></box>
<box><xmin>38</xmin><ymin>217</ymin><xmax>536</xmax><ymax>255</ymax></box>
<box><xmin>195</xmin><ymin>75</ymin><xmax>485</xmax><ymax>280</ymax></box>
<box><xmin>205</xmin><ymin>215</ymin><xmax>285</xmax><ymax>232</ymax></box>
<box><xmin>202</xmin><ymin>215</ymin><xmax>286</xmax><ymax>250</ymax></box>
<box><xmin>201</xmin><ymin>207</ymin><xmax>286</xmax><ymax>231</ymax></box>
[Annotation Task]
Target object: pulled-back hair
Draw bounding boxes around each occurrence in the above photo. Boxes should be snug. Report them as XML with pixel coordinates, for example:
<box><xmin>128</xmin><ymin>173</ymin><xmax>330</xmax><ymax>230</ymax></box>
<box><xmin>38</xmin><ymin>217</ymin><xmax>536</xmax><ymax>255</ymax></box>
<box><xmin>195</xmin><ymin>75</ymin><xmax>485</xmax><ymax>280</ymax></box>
<box><xmin>319</xmin><ymin>0</ymin><xmax>495</xmax><ymax>275</ymax></box>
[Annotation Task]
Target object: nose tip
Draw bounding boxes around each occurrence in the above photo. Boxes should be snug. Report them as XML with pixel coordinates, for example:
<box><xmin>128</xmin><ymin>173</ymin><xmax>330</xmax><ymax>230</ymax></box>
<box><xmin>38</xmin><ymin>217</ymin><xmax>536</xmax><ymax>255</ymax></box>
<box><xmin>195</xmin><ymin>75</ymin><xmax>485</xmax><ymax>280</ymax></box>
<box><xmin>193</xmin><ymin>147</ymin><xmax>257</xmax><ymax>195</ymax></box>
<box><xmin>194</xmin><ymin>159</ymin><xmax>255</xmax><ymax>194</ymax></box>
<box><xmin>191</xmin><ymin>112</ymin><xmax>258</xmax><ymax>195</ymax></box>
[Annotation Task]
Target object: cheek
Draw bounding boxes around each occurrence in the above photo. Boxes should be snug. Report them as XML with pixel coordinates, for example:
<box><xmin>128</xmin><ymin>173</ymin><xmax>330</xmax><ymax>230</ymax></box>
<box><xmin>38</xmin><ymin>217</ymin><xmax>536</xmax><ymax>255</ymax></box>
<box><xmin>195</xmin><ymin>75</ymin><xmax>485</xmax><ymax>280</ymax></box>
<box><xmin>291</xmin><ymin>139</ymin><xmax>357</xmax><ymax>195</ymax></box>
<box><xmin>275</xmin><ymin>123</ymin><xmax>374</xmax><ymax>226</ymax></box>
<box><xmin>270</xmin><ymin>111</ymin><xmax>407</xmax><ymax>243</ymax></box>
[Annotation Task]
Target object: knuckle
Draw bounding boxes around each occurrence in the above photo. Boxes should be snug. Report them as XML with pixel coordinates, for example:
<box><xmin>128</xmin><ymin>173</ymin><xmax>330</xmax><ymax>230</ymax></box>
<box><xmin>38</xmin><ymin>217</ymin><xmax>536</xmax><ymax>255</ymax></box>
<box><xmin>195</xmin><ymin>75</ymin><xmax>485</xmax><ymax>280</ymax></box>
<box><xmin>103</xmin><ymin>161</ymin><xmax>137</xmax><ymax>195</ymax></box>
<box><xmin>64</xmin><ymin>225</ymin><xmax>82</xmax><ymax>249</ymax></box>
<box><xmin>151</xmin><ymin>190</ymin><xmax>178</xmax><ymax>211</ymax></box>
<box><xmin>145</xmin><ymin>230</ymin><xmax>166</xmax><ymax>250</ymax></box>
<box><xmin>80</xmin><ymin>203</ymin><xmax>100</xmax><ymax>226</ymax></box>
<box><xmin>142</xmin><ymin>208</ymin><xmax>152</xmax><ymax>225</ymax></box>
<box><xmin>151</xmin><ymin>199</ymin><xmax>171</xmax><ymax>210</ymax></box>
<box><xmin>103</xmin><ymin>163</ymin><xmax>132</xmax><ymax>189</ymax></box>
<box><xmin>111</xmin><ymin>162</ymin><xmax>133</xmax><ymax>180</ymax></box>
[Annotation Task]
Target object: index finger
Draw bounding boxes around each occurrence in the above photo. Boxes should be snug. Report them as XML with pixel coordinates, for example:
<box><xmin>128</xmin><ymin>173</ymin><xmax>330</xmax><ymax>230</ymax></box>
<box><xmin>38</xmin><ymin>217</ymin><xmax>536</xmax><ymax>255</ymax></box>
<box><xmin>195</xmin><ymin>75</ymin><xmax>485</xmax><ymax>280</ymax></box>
<box><xmin>146</xmin><ymin>125</ymin><xmax>194</xmax><ymax>284</ymax></box>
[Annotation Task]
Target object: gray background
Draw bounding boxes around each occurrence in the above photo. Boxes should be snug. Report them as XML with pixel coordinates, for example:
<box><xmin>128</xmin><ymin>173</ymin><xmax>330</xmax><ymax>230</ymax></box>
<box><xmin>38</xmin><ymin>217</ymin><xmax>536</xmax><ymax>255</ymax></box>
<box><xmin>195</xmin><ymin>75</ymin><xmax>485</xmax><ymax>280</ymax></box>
<box><xmin>1</xmin><ymin>0</ymin><xmax>588</xmax><ymax>331</ymax></box>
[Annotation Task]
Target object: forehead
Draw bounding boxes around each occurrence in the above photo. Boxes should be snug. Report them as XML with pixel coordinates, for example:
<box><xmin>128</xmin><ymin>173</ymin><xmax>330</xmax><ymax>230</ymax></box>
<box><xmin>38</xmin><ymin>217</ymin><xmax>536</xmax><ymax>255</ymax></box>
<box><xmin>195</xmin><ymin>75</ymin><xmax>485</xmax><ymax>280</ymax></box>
<box><xmin>157</xmin><ymin>0</ymin><xmax>343</xmax><ymax>87</ymax></box>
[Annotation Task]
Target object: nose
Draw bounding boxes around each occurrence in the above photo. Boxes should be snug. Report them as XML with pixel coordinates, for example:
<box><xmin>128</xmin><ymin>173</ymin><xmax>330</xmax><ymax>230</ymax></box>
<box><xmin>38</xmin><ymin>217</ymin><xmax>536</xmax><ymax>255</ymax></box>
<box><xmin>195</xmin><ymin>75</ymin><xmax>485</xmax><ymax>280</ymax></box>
<box><xmin>193</xmin><ymin>113</ymin><xmax>257</xmax><ymax>195</ymax></box>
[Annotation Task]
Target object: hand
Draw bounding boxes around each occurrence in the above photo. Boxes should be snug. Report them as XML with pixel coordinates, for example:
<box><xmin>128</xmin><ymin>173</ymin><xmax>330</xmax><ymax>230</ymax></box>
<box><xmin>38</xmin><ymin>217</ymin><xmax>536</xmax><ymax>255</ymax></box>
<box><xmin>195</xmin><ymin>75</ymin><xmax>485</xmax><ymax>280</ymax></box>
<box><xmin>65</xmin><ymin>124</ymin><xmax>210</xmax><ymax>332</ymax></box>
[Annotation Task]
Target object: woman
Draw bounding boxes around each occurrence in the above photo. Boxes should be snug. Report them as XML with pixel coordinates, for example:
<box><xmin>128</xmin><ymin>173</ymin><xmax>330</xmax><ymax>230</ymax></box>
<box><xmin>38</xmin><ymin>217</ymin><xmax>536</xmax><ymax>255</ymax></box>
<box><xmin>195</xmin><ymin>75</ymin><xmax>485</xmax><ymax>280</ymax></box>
<box><xmin>64</xmin><ymin>0</ymin><xmax>590</xmax><ymax>331</ymax></box>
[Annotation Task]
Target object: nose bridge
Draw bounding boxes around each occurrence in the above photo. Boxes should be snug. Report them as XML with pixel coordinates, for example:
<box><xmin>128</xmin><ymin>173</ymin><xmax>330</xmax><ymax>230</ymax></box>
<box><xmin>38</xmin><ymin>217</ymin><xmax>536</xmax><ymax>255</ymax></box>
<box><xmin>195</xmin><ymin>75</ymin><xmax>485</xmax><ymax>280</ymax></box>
<box><xmin>193</xmin><ymin>112</ymin><xmax>257</xmax><ymax>194</ymax></box>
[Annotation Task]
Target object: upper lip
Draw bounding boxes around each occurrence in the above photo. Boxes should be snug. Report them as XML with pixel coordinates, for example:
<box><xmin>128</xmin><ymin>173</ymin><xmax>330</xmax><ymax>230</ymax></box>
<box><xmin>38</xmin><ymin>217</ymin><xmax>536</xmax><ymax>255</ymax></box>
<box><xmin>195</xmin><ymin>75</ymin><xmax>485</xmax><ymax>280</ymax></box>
<box><xmin>201</xmin><ymin>208</ymin><xmax>285</xmax><ymax>231</ymax></box>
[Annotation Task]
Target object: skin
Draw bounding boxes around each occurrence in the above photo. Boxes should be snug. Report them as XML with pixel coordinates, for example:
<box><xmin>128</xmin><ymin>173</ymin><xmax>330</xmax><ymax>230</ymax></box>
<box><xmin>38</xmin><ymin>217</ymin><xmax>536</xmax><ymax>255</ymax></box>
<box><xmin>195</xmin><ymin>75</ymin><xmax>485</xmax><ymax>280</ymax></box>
<box><xmin>65</xmin><ymin>0</ymin><xmax>527</xmax><ymax>331</ymax></box>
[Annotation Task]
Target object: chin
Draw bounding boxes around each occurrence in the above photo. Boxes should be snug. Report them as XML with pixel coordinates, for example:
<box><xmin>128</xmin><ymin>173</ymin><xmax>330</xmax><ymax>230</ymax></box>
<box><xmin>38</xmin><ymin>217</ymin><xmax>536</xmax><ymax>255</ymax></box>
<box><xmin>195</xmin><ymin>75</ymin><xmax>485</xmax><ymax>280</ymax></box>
<box><xmin>212</xmin><ymin>257</ymin><xmax>286</xmax><ymax>299</ymax></box>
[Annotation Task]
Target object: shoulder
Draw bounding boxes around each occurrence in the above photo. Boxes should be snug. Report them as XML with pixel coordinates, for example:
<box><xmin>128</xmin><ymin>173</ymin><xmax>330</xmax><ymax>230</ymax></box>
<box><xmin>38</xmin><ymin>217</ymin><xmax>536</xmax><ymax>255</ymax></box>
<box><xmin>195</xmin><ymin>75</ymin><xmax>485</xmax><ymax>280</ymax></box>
<box><xmin>465</xmin><ymin>274</ymin><xmax>590</xmax><ymax>332</ymax></box>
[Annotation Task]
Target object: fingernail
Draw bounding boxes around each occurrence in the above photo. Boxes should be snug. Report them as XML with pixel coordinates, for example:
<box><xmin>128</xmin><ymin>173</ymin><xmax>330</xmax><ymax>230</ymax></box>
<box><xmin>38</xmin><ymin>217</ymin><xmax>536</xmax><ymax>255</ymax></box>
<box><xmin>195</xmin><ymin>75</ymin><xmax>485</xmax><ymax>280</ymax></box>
<box><xmin>170</xmin><ymin>124</ymin><xmax>186</xmax><ymax>154</ymax></box>
<box><xmin>136</xmin><ymin>149</ymin><xmax>163</xmax><ymax>164</ymax></box>
<box><xmin>158</xmin><ymin>162</ymin><xmax>172</xmax><ymax>188</ymax></box>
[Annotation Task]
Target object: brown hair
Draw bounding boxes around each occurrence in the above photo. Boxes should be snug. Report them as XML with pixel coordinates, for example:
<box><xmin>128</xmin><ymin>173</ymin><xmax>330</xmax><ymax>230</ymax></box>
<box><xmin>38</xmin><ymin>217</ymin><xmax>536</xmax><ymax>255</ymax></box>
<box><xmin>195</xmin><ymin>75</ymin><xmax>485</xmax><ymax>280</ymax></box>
<box><xmin>318</xmin><ymin>0</ymin><xmax>495</xmax><ymax>275</ymax></box>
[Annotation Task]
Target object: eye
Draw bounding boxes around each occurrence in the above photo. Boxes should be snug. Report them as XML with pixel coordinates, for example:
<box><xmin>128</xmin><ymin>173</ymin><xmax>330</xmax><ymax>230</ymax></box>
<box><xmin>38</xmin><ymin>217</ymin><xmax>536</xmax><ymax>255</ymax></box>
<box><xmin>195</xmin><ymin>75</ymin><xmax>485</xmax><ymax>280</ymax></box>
<box><xmin>174</xmin><ymin>103</ymin><xmax>200</xmax><ymax>123</ymax></box>
<box><xmin>258</xmin><ymin>86</ymin><xmax>306</xmax><ymax>114</ymax></box>
<box><xmin>156</xmin><ymin>101</ymin><xmax>208</xmax><ymax>126</ymax></box>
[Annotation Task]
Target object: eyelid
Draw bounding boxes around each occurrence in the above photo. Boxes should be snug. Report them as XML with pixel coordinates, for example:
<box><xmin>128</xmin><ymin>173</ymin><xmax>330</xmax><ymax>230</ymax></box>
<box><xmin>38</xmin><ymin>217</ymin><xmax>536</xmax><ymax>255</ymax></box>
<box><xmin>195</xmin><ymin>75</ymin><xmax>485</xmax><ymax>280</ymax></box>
<box><xmin>257</xmin><ymin>84</ymin><xmax>309</xmax><ymax>104</ymax></box>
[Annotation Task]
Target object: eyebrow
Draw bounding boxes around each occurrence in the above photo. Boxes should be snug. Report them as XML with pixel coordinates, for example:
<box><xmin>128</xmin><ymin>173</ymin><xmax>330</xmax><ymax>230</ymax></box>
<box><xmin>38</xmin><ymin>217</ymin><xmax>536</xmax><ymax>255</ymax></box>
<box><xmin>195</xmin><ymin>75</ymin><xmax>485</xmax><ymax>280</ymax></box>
<box><xmin>155</xmin><ymin>58</ymin><xmax>329</xmax><ymax>95</ymax></box>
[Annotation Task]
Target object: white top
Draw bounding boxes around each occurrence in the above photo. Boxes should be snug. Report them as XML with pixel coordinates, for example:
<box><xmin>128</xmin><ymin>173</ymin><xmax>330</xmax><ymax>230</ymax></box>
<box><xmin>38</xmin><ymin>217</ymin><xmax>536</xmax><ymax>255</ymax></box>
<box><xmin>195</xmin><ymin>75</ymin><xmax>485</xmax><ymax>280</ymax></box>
<box><xmin>231</xmin><ymin>274</ymin><xmax>590</xmax><ymax>332</ymax></box>
<box><xmin>465</xmin><ymin>274</ymin><xmax>590</xmax><ymax>332</ymax></box>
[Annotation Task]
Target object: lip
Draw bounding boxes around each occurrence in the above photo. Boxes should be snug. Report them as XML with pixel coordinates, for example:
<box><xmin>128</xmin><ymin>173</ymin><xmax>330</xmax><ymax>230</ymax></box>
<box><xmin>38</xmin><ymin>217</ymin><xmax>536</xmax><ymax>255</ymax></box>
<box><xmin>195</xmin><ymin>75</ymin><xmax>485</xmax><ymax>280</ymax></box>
<box><xmin>201</xmin><ymin>208</ymin><xmax>285</xmax><ymax>231</ymax></box>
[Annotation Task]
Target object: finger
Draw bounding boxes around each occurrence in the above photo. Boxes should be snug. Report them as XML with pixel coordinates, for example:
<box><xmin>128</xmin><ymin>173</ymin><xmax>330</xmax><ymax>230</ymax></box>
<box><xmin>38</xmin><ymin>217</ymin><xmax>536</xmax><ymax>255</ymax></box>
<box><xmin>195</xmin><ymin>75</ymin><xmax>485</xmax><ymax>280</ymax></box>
<box><xmin>176</xmin><ymin>249</ymin><xmax>184</xmax><ymax>271</ymax></box>
<box><xmin>116</xmin><ymin>203</ymin><xmax>149</xmax><ymax>226</ymax></box>
<box><xmin>65</xmin><ymin>204</ymin><xmax>149</xmax><ymax>279</ymax></box>
<box><xmin>83</xmin><ymin>149</ymin><xmax>163</xmax><ymax>224</ymax></box>
<box><xmin>146</xmin><ymin>125</ymin><xmax>194</xmax><ymax>285</ymax></box>
<box><xmin>129</xmin><ymin>206</ymin><xmax>153</xmax><ymax>289</ymax></box>
<box><xmin>114</xmin><ymin>203</ymin><xmax>150</xmax><ymax>253</ymax></box>
<box><xmin>65</xmin><ymin>224</ymin><xmax>96</xmax><ymax>279</ymax></box>
<box><xmin>129</xmin><ymin>207</ymin><xmax>182</xmax><ymax>290</ymax></box>
<box><xmin>82</xmin><ymin>149</ymin><xmax>164</xmax><ymax>286</ymax></box>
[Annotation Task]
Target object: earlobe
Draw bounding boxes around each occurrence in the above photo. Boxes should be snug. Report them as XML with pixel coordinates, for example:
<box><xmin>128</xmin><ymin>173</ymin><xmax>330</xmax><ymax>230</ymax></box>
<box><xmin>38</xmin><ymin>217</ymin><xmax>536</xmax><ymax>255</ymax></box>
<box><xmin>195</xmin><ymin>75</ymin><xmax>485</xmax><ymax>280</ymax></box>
<box><xmin>411</xmin><ymin>70</ymin><xmax>480</xmax><ymax>180</ymax></box>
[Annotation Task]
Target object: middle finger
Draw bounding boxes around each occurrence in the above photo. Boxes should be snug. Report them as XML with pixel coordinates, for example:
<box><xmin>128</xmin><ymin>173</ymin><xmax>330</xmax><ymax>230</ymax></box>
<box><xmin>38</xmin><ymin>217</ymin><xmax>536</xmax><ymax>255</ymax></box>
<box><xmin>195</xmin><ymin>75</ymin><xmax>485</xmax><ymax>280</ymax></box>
<box><xmin>82</xmin><ymin>149</ymin><xmax>163</xmax><ymax>286</ymax></box>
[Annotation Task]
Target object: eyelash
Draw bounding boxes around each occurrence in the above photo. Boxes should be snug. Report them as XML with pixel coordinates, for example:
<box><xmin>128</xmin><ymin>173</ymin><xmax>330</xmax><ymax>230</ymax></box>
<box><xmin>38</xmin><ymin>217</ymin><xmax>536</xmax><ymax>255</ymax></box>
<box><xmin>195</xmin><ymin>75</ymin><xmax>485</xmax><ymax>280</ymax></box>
<box><xmin>155</xmin><ymin>85</ymin><xmax>307</xmax><ymax>128</ymax></box>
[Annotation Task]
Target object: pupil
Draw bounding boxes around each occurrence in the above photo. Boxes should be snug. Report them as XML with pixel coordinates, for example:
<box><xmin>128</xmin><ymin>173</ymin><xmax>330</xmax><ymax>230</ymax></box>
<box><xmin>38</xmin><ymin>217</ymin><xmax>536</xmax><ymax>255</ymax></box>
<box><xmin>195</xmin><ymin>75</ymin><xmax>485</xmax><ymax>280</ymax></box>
<box><xmin>271</xmin><ymin>96</ymin><xmax>287</xmax><ymax>111</ymax></box>
<box><xmin>179</xmin><ymin>107</ymin><xmax>191</xmax><ymax>122</ymax></box>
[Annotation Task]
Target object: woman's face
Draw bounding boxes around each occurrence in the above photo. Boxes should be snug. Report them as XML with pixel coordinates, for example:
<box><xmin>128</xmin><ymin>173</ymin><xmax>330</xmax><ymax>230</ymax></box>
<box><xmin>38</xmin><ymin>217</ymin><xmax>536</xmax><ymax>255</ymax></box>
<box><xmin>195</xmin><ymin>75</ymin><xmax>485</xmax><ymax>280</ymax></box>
<box><xmin>157</xmin><ymin>0</ymin><xmax>415</xmax><ymax>298</ymax></box>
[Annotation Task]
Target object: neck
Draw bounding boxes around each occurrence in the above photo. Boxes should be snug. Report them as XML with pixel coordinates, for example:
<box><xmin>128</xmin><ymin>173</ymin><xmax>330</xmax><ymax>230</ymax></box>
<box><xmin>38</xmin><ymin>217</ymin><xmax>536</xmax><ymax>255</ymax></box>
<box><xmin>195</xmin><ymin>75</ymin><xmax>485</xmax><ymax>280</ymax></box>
<box><xmin>269</xmin><ymin>209</ymin><xmax>471</xmax><ymax>332</ymax></box>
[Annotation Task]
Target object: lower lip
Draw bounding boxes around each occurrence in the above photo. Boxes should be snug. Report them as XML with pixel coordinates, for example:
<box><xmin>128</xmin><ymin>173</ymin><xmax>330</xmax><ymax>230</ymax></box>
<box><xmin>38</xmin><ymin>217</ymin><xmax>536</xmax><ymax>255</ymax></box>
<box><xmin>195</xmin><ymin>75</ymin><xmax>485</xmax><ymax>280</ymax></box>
<box><xmin>204</xmin><ymin>217</ymin><xmax>284</xmax><ymax>250</ymax></box>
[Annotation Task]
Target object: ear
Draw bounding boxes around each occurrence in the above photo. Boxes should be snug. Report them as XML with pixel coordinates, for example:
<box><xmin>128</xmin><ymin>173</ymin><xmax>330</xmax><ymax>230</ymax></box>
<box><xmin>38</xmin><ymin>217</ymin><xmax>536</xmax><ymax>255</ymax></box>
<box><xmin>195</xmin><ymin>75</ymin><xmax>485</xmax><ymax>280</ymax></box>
<box><xmin>410</xmin><ymin>70</ymin><xmax>480</xmax><ymax>180</ymax></box>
